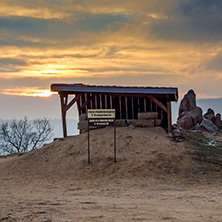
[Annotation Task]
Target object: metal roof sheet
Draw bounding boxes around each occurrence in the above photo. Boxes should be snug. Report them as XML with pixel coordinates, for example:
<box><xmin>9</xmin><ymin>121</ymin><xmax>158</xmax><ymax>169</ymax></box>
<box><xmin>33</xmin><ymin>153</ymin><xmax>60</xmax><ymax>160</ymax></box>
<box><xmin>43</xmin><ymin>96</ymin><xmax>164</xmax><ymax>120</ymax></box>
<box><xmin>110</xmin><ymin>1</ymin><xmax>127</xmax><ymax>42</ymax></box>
<box><xmin>51</xmin><ymin>83</ymin><xmax>178</xmax><ymax>101</ymax></box>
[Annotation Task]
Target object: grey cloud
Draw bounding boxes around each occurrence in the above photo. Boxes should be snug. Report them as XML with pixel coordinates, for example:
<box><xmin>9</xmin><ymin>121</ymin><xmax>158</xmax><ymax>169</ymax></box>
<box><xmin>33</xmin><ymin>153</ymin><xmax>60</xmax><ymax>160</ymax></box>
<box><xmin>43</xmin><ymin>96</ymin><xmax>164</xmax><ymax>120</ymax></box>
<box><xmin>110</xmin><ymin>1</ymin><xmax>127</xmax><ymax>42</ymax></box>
<box><xmin>149</xmin><ymin>0</ymin><xmax>222</xmax><ymax>42</ymax></box>
<box><xmin>0</xmin><ymin>58</ymin><xmax>27</xmax><ymax>73</ymax></box>
<box><xmin>206</xmin><ymin>53</ymin><xmax>222</xmax><ymax>72</ymax></box>
<box><xmin>0</xmin><ymin>14</ymin><xmax>129</xmax><ymax>47</ymax></box>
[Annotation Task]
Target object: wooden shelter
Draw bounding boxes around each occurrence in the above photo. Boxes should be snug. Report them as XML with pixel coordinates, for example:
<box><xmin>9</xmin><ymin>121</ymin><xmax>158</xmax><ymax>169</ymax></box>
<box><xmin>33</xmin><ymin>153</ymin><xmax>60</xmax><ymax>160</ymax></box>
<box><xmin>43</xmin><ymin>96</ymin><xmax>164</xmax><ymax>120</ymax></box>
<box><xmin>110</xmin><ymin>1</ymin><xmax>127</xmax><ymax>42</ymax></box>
<box><xmin>51</xmin><ymin>83</ymin><xmax>178</xmax><ymax>137</ymax></box>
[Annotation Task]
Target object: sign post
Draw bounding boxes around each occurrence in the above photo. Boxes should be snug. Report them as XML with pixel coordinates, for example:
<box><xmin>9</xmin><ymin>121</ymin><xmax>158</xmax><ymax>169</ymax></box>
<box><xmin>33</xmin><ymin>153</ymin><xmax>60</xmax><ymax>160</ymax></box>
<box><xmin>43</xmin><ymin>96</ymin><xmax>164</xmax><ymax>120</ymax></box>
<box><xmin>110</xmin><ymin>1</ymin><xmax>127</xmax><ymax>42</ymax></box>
<box><xmin>87</xmin><ymin>109</ymin><xmax>116</xmax><ymax>163</ymax></box>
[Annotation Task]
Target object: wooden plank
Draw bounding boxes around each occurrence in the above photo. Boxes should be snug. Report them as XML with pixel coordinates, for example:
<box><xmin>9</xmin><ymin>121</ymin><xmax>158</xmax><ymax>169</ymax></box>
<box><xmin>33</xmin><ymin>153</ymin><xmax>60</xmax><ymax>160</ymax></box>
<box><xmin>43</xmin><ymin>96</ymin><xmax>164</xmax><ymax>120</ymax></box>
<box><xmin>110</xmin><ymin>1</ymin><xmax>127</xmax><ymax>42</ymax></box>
<box><xmin>80</xmin><ymin>96</ymin><xmax>93</xmax><ymax>110</ymax></box>
<box><xmin>95</xmin><ymin>95</ymin><xmax>97</xmax><ymax>109</ymax></box>
<box><xmin>138</xmin><ymin>97</ymin><xmax>140</xmax><ymax>113</ymax></box>
<box><xmin>100</xmin><ymin>94</ymin><xmax>102</xmax><ymax>108</ymax></box>
<box><xmin>110</xmin><ymin>95</ymin><xmax>113</xmax><ymax>109</ymax></box>
<box><xmin>105</xmin><ymin>95</ymin><xmax>107</xmax><ymax>109</ymax></box>
<box><xmin>144</xmin><ymin>98</ymin><xmax>146</xmax><ymax>112</ymax></box>
<box><xmin>90</xmin><ymin>93</ymin><xmax>93</xmax><ymax>109</ymax></box>
<box><xmin>131</xmin><ymin>97</ymin><xmax>134</xmax><ymax>119</ymax></box>
<box><xmin>119</xmin><ymin>96</ymin><xmax>122</xmax><ymax>119</ymax></box>
<box><xmin>167</xmin><ymin>100</ymin><xmax>172</xmax><ymax>133</ymax></box>
<box><xmin>148</xmin><ymin>96</ymin><xmax>167</xmax><ymax>113</ymax></box>
<box><xmin>125</xmin><ymin>97</ymin><xmax>128</xmax><ymax>119</ymax></box>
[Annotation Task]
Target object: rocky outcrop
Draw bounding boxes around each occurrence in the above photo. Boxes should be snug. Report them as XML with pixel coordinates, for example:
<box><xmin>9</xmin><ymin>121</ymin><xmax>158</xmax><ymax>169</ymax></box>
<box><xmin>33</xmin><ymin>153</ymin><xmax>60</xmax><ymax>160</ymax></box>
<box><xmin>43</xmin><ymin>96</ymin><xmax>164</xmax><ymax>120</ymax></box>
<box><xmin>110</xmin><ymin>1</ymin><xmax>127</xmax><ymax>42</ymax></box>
<box><xmin>201</xmin><ymin>109</ymin><xmax>222</xmax><ymax>132</ymax></box>
<box><xmin>201</xmin><ymin>118</ymin><xmax>218</xmax><ymax>133</ymax></box>
<box><xmin>177</xmin><ymin>90</ymin><xmax>222</xmax><ymax>132</ymax></box>
<box><xmin>177</xmin><ymin>90</ymin><xmax>203</xmax><ymax>130</ymax></box>
<box><xmin>213</xmin><ymin>113</ymin><xmax>222</xmax><ymax>129</ymax></box>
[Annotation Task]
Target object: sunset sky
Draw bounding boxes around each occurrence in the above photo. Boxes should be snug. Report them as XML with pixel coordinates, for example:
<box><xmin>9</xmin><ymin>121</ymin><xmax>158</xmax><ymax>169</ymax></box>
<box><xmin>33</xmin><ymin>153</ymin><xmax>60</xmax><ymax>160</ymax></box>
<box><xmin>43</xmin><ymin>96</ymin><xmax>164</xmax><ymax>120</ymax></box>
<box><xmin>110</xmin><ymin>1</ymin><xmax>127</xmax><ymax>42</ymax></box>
<box><xmin>0</xmin><ymin>0</ymin><xmax>222</xmax><ymax>120</ymax></box>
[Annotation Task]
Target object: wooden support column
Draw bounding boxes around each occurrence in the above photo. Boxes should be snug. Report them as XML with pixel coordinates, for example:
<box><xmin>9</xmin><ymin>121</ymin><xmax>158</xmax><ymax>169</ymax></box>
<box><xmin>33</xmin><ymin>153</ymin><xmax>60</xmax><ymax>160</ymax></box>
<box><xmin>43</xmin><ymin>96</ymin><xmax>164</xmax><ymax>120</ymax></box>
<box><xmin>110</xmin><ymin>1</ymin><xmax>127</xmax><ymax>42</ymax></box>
<box><xmin>119</xmin><ymin>96</ymin><xmax>122</xmax><ymax>119</ymax></box>
<box><xmin>100</xmin><ymin>94</ymin><xmax>102</xmax><ymax>108</ymax></box>
<box><xmin>125</xmin><ymin>97</ymin><xmax>128</xmax><ymax>119</ymax></box>
<box><xmin>59</xmin><ymin>93</ymin><xmax>82</xmax><ymax>138</ymax></box>
<box><xmin>167</xmin><ymin>100</ymin><xmax>172</xmax><ymax>133</ymax></box>
<box><xmin>131</xmin><ymin>97</ymin><xmax>134</xmax><ymax>119</ymax></box>
<box><xmin>110</xmin><ymin>95</ymin><xmax>113</xmax><ymax>109</ymax></box>
<box><xmin>144</xmin><ymin>98</ymin><xmax>146</xmax><ymax>112</ymax></box>
<box><xmin>60</xmin><ymin>93</ymin><xmax>68</xmax><ymax>138</ymax></box>
<box><xmin>148</xmin><ymin>96</ymin><xmax>167</xmax><ymax>113</ymax></box>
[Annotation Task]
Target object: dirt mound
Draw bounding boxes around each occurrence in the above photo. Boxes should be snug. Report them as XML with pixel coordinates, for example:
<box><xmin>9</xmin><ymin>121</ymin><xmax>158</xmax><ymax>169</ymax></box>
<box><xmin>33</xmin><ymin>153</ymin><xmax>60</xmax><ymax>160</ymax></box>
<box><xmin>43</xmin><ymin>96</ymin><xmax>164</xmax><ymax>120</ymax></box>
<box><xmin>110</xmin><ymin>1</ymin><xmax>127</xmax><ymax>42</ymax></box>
<box><xmin>0</xmin><ymin>127</ymin><xmax>196</xmax><ymax>185</ymax></box>
<box><xmin>1</xmin><ymin>127</ymin><xmax>222</xmax><ymax>221</ymax></box>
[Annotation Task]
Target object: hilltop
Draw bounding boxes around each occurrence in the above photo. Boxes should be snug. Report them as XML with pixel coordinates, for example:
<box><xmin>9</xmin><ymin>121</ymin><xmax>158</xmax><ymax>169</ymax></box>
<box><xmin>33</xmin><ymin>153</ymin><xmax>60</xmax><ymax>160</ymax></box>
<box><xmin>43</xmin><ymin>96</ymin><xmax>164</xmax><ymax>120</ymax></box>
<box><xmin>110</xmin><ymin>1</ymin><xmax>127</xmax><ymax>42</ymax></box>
<box><xmin>1</xmin><ymin>127</ymin><xmax>222</xmax><ymax>221</ymax></box>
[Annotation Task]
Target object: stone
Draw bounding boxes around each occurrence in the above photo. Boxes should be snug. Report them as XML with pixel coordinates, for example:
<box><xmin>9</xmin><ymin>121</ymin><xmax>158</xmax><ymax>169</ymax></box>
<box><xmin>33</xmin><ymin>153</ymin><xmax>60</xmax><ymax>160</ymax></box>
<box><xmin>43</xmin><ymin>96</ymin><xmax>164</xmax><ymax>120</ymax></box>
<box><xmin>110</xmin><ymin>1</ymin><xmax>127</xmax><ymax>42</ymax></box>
<box><xmin>177</xmin><ymin>89</ymin><xmax>203</xmax><ymax>130</ymax></box>
<box><xmin>201</xmin><ymin>118</ymin><xmax>218</xmax><ymax>133</ymax></box>
<box><xmin>138</xmin><ymin>112</ymin><xmax>158</xmax><ymax>119</ymax></box>
<box><xmin>177</xmin><ymin>115</ymin><xmax>193</xmax><ymax>130</ymax></box>
<box><xmin>213</xmin><ymin>113</ymin><xmax>222</xmax><ymax>129</ymax></box>
<box><xmin>128</xmin><ymin>124</ymin><xmax>136</xmax><ymax>129</ymax></box>
<box><xmin>204</xmin><ymin>108</ymin><xmax>215</xmax><ymax>121</ymax></box>
<box><xmin>155</xmin><ymin>119</ymin><xmax>162</xmax><ymax>126</ymax></box>
<box><xmin>79</xmin><ymin>114</ymin><xmax>87</xmax><ymax>121</ymax></box>
<box><xmin>78</xmin><ymin>121</ymin><xmax>88</xmax><ymax>130</ymax></box>
<box><xmin>115</xmin><ymin>119</ymin><xmax>127</xmax><ymax>127</ymax></box>
<box><xmin>180</xmin><ymin>106</ymin><xmax>203</xmax><ymax>125</ymax></box>
<box><xmin>131</xmin><ymin>119</ymin><xmax>155</xmax><ymax>127</ymax></box>
<box><xmin>178</xmin><ymin>89</ymin><xmax>196</xmax><ymax>116</ymax></box>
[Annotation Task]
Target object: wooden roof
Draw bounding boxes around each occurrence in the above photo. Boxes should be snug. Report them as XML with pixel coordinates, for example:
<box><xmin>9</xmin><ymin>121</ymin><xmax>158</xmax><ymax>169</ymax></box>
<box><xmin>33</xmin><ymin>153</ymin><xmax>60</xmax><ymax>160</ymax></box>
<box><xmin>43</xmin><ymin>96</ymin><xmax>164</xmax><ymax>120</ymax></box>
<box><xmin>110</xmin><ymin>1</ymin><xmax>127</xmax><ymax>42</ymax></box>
<box><xmin>51</xmin><ymin>83</ymin><xmax>178</xmax><ymax>101</ymax></box>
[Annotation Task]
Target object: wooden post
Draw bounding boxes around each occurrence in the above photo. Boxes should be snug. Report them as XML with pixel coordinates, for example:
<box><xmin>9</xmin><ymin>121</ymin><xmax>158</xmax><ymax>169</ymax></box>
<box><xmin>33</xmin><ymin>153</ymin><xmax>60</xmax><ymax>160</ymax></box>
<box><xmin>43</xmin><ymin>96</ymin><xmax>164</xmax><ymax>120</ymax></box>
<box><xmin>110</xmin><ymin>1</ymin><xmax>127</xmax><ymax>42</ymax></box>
<box><xmin>167</xmin><ymin>100</ymin><xmax>172</xmax><ymax>133</ymax></box>
<box><xmin>119</xmin><ymin>96</ymin><xmax>122</xmax><ymax>119</ymax></box>
<box><xmin>110</xmin><ymin>95</ymin><xmax>113</xmax><ymax>109</ymax></box>
<box><xmin>60</xmin><ymin>93</ymin><xmax>68</xmax><ymax>138</ymax></box>
<box><xmin>131</xmin><ymin>97</ymin><xmax>134</xmax><ymax>119</ymax></box>
<box><xmin>125</xmin><ymin>97</ymin><xmax>128</xmax><ymax>119</ymax></box>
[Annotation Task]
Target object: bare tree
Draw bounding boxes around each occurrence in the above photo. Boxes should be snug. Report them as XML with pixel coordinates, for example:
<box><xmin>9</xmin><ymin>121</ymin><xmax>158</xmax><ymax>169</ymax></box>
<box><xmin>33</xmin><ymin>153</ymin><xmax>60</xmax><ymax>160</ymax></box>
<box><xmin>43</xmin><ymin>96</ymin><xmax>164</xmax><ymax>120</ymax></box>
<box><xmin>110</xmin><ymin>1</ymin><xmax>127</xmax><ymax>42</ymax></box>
<box><xmin>0</xmin><ymin>117</ymin><xmax>53</xmax><ymax>155</ymax></box>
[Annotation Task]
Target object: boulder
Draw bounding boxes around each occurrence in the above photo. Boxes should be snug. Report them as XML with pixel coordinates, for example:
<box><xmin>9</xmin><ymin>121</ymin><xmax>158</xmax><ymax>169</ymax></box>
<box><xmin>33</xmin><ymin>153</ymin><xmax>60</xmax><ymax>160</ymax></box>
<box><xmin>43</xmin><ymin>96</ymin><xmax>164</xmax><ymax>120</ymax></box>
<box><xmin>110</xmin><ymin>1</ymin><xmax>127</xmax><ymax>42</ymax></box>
<box><xmin>155</xmin><ymin>119</ymin><xmax>162</xmax><ymax>126</ymax></box>
<box><xmin>201</xmin><ymin>118</ymin><xmax>218</xmax><ymax>133</ymax></box>
<box><xmin>204</xmin><ymin>108</ymin><xmax>215</xmax><ymax>121</ymax></box>
<box><xmin>79</xmin><ymin>114</ymin><xmax>87</xmax><ymax>121</ymax></box>
<box><xmin>180</xmin><ymin>106</ymin><xmax>203</xmax><ymax>125</ymax></box>
<box><xmin>115</xmin><ymin>119</ymin><xmax>127</xmax><ymax>127</ymax></box>
<box><xmin>177</xmin><ymin>115</ymin><xmax>193</xmax><ymax>130</ymax></box>
<box><xmin>177</xmin><ymin>89</ymin><xmax>203</xmax><ymax>130</ymax></box>
<box><xmin>78</xmin><ymin>120</ymin><xmax>88</xmax><ymax>130</ymax></box>
<box><xmin>213</xmin><ymin>113</ymin><xmax>222</xmax><ymax>129</ymax></box>
<box><xmin>178</xmin><ymin>89</ymin><xmax>196</xmax><ymax>116</ymax></box>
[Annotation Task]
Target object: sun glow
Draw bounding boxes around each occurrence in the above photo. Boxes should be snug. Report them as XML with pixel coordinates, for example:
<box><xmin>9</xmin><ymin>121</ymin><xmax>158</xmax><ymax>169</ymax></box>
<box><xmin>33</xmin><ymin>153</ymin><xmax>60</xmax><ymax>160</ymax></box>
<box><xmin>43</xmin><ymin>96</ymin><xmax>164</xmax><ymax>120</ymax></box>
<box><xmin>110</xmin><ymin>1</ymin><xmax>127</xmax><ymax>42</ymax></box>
<box><xmin>2</xmin><ymin>88</ymin><xmax>57</xmax><ymax>98</ymax></box>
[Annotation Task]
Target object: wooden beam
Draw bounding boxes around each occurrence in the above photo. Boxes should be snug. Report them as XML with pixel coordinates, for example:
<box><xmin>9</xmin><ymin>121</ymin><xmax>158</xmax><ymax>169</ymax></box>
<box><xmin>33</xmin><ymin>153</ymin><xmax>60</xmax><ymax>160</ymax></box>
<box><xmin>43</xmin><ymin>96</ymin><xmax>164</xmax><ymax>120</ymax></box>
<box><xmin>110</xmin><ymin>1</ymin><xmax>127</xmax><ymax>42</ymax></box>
<box><xmin>119</xmin><ymin>96</ymin><xmax>122</xmax><ymax>119</ymax></box>
<box><xmin>144</xmin><ymin>98</ymin><xmax>146</xmax><ymax>112</ymax></box>
<box><xmin>59</xmin><ymin>93</ymin><xmax>68</xmax><ymax>138</ymax></box>
<box><xmin>90</xmin><ymin>93</ymin><xmax>93</xmax><ymax>109</ymax></box>
<box><xmin>80</xmin><ymin>96</ymin><xmax>93</xmax><ymax>110</ymax></box>
<box><xmin>125</xmin><ymin>97</ymin><xmax>128</xmax><ymax>119</ymax></box>
<box><xmin>110</xmin><ymin>95</ymin><xmax>113</xmax><ymax>109</ymax></box>
<box><xmin>131</xmin><ymin>97</ymin><xmax>134</xmax><ymax>119</ymax></box>
<box><xmin>66</xmin><ymin>93</ymin><xmax>82</xmax><ymax>111</ymax></box>
<box><xmin>167</xmin><ymin>100</ymin><xmax>172</xmax><ymax>133</ymax></box>
<box><xmin>148</xmin><ymin>96</ymin><xmax>167</xmax><ymax>113</ymax></box>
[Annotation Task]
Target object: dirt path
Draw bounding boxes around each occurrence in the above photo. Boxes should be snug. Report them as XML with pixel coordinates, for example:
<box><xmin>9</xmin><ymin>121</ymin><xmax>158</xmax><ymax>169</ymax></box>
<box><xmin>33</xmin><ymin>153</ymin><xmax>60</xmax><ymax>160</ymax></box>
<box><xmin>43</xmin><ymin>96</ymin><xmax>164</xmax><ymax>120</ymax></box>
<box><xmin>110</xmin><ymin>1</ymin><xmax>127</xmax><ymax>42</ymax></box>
<box><xmin>1</xmin><ymin>181</ymin><xmax>222</xmax><ymax>222</ymax></box>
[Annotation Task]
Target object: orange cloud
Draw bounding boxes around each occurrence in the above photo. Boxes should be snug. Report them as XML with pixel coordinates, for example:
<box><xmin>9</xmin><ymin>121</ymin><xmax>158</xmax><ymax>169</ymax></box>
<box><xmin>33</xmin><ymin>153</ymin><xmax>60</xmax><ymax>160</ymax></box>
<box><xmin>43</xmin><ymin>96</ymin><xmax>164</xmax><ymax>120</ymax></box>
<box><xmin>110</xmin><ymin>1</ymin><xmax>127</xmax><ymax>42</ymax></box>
<box><xmin>2</xmin><ymin>88</ymin><xmax>57</xmax><ymax>97</ymax></box>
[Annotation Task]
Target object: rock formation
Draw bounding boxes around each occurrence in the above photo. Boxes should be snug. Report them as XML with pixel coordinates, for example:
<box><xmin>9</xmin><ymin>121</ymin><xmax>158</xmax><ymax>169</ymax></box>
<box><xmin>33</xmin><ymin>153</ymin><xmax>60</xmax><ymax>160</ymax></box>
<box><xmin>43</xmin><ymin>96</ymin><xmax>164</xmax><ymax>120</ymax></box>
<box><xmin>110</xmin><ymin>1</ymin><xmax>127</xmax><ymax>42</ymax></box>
<box><xmin>202</xmin><ymin>109</ymin><xmax>222</xmax><ymax>132</ymax></box>
<box><xmin>177</xmin><ymin>90</ymin><xmax>222</xmax><ymax>132</ymax></box>
<box><xmin>177</xmin><ymin>90</ymin><xmax>203</xmax><ymax>130</ymax></box>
